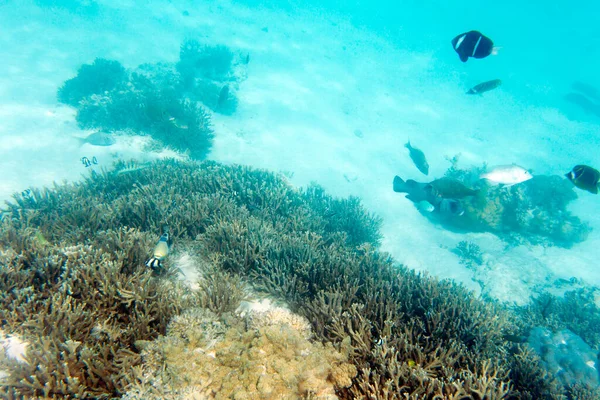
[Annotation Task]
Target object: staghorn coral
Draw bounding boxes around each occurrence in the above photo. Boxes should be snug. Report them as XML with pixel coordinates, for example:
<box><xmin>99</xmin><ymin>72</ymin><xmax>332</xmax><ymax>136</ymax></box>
<box><xmin>56</xmin><ymin>38</ymin><xmax>246</xmax><ymax>159</ymax></box>
<box><xmin>75</xmin><ymin>72</ymin><xmax>214</xmax><ymax>160</ymax></box>
<box><xmin>177</xmin><ymin>40</ymin><xmax>234</xmax><ymax>86</ymax></box>
<box><xmin>0</xmin><ymin>158</ymin><xmax>566</xmax><ymax>398</ymax></box>
<box><xmin>57</xmin><ymin>58</ymin><xmax>127</xmax><ymax>106</ymax></box>
<box><xmin>0</xmin><ymin>225</ymin><xmax>188</xmax><ymax>398</ymax></box>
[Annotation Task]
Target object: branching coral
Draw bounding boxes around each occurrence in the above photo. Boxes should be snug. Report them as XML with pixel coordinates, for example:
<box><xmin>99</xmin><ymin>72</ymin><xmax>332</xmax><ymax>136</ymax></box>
<box><xmin>0</xmin><ymin>159</ymin><xmax>566</xmax><ymax>398</ymax></box>
<box><xmin>56</xmin><ymin>38</ymin><xmax>244</xmax><ymax>159</ymax></box>
<box><xmin>0</xmin><ymin>226</ymin><xmax>188</xmax><ymax>398</ymax></box>
<box><xmin>57</xmin><ymin>58</ymin><xmax>127</xmax><ymax>106</ymax></box>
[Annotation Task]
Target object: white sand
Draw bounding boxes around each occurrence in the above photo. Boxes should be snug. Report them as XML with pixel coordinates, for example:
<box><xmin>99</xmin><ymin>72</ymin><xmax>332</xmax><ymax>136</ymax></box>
<box><xmin>1</xmin><ymin>0</ymin><xmax>598</xmax><ymax>303</ymax></box>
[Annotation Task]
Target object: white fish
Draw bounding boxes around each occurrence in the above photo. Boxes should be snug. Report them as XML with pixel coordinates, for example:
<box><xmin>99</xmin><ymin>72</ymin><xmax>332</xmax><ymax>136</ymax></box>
<box><xmin>415</xmin><ymin>200</ymin><xmax>435</xmax><ymax>213</ymax></box>
<box><xmin>480</xmin><ymin>165</ymin><xmax>532</xmax><ymax>186</ymax></box>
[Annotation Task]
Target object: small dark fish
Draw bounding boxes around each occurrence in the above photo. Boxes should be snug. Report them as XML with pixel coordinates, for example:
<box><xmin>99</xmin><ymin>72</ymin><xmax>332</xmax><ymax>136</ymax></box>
<box><xmin>245</xmin><ymin>53</ymin><xmax>250</xmax><ymax>64</ymax></box>
<box><xmin>78</xmin><ymin>131</ymin><xmax>116</xmax><ymax>147</ymax></box>
<box><xmin>217</xmin><ymin>84</ymin><xmax>230</xmax><ymax>109</ymax></box>
<box><xmin>81</xmin><ymin>156</ymin><xmax>98</xmax><ymax>167</ymax></box>
<box><xmin>451</xmin><ymin>31</ymin><xmax>495</xmax><ymax>63</ymax></box>
<box><xmin>405</xmin><ymin>141</ymin><xmax>429</xmax><ymax>175</ymax></box>
<box><xmin>467</xmin><ymin>79</ymin><xmax>502</xmax><ymax>95</ymax></box>
<box><xmin>565</xmin><ymin>165</ymin><xmax>600</xmax><ymax>194</ymax></box>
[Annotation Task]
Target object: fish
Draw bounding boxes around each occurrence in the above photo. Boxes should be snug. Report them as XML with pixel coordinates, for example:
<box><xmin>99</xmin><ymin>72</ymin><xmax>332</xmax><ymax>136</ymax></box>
<box><xmin>565</xmin><ymin>165</ymin><xmax>600</xmax><ymax>194</ymax></box>
<box><xmin>415</xmin><ymin>200</ymin><xmax>435</xmax><ymax>213</ymax></box>
<box><xmin>467</xmin><ymin>79</ymin><xmax>502</xmax><ymax>95</ymax></box>
<box><xmin>480</xmin><ymin>165</ymin><xmax>532</xmax><ymax>186</ymax></box>
<box><xmin>451</xmin><ymin>31</ymin><xmax>496</xmax><ymax>63</ymax></box>
<box><xmin>428</xmin><ymin>177</ymin><xmax>479</xmax><ymax>199</ymax></box>
<box><xmin>78</xmin><ymin>131</ymin><xmax>116</xmax><ymax>147</ymax></box>
<box><xmin>438</xmin><ymin>198</ymin><xmax>465</xmax><ymax>217</ymax></box>
<box><xmin>393</xmin><ymin>176</ymin><xmax>436</xmax><ymax>203</ymax></box>
<box><xmin>216</xmin><ymin>84</ymin><xmax>230</xmax><ymax>110</ymax></box>
<box><xmin>394</xmin><ymin>176</ymin><xmax>465</xmax><ymax>217</ymax></box>
<box><xmin>145</xmin><ymin>228</ymin><xmax>170</xmax><ymax>270</ymax></box>
<box><xmin>405</xmin><ymin>141</ymin><xmax>429</xmax><ymax>175</ymax></box>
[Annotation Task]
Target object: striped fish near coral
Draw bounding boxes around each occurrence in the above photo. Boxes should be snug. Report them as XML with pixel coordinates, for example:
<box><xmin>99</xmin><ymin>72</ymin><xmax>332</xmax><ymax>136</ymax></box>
<box><xmin>565</xmin><ymin>165</ymin><xmax>600</xmax><ymax>194</ymax></box>
<box><xmin>146</xmin><ymin>228</ymin><xmax>170</xmax><ymax>270</ymax></box>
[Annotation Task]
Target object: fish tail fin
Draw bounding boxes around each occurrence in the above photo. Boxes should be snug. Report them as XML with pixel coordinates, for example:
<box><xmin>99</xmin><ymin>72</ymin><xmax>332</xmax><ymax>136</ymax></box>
<box><xmin>405</xmin><ymin>141</ymin><xmax>412</xmax><ymax>150</ymax></box>
<box><xmin>393</xmin><ymin>175</ymin><xmax>406</xmax><ymax>193</ymax></box>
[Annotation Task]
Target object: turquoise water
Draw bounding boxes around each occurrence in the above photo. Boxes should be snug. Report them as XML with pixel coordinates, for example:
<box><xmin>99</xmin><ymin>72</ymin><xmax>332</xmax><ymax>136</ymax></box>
<box><xmin>1</xmin><ymin>0</ymin><xmax>600</xmax><ymax>397</ymax></box>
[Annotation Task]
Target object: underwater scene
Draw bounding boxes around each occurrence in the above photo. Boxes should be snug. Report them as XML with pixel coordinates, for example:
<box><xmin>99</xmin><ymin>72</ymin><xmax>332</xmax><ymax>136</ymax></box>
<box><xmin>1</xmin><ymin>0</ymin><xmax>600</xmax><ymax>398</ymax></box>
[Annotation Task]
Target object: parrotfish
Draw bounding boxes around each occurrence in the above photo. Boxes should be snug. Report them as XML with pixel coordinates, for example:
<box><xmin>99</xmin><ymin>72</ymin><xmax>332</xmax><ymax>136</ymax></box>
<box><xmin>467</xmin><ymin>79</ymin><xmax>502</xmax><ymax>95</ymax></box>
<box><xmin>405</xmin><ymin>141</ymin><xmax>429</xmax><ymax>175</ymax></box>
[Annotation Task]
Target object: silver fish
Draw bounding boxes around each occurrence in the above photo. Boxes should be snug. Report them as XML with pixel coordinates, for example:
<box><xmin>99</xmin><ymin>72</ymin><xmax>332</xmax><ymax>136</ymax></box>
<box><xmin>416</xmin><ymin>200</ymin><xmax>435</xmax><ymax>213</ymax></box>
<box><xmin>78</xmin><ymin>131</ymin><xmax>116</xmax><ymax>147</ymax></box>
<box><xmin>480</xmin><ymin>165</ymin><xmax>532</xmax><ymax>186</ymax></box>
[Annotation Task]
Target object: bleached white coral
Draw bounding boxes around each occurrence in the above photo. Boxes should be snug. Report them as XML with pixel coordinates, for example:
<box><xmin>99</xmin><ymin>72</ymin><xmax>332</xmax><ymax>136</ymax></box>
<box><xmin>238</xmin><ymin>299</ymin><xmax>313</xmax><ymax>339</ymax></box>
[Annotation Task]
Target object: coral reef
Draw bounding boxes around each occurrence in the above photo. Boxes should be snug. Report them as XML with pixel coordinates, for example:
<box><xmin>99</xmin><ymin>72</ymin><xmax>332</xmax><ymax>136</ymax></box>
<box><xmin>124</xmin><ymin>306</ymin><xmax>356</xmax><ymax>399</ymax></box>
<box><xmin>57</xmin><ymin>39</ymin><xmax>245</xmax><ymax>159</ymax></box>
<box><xmin>0</xmin><ymin>225</ymin><xmax>189</xmax><ymax>398</ymax></box>
<box><xmin>0</xmin><ymin>159</ymin><xmax>568</xmax><ymax>398</ymax></box>
<box><xmin>517</xmin><ymin>287</ymin><xmax>600</xmax><ymax>351</ymax></box>
<box><xmin>176</xmin><ymin>40</ymin><xmax>240</xmax><ymax>115</ymax></box>
<box><xmin>527</xmin><ymin>328</ymin><xmax>599</xmax><ymax>389</ymax></box>
<box><xmin>57</xmin><ymin>58</ymin><xmax>127</xmax><ymax>106</ymax></box>
<box><xmin>453</xmin><ymin>240</ymin><xmax>484</xmax><ymax>270</ymax></box>
<box><xmin>439</xmin><ymin>159</ymin><xmax>590</xmax><ymax>247</ymax></box>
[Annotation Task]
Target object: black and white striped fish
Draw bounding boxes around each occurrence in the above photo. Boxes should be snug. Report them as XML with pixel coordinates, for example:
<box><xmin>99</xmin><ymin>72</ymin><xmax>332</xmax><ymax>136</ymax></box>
<box><xmin>451</xmin><ymin>31</ymin><xmax>497</xmax><ymax>62</ymax></box>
